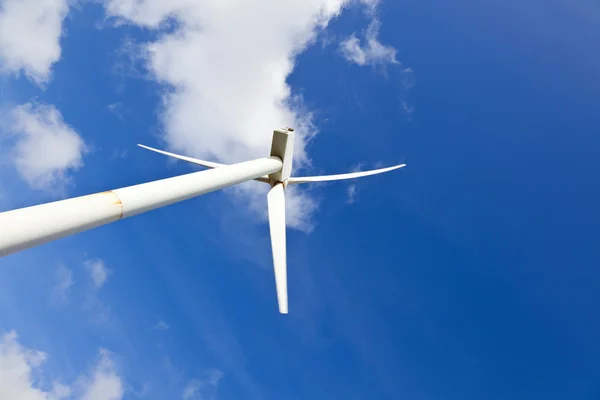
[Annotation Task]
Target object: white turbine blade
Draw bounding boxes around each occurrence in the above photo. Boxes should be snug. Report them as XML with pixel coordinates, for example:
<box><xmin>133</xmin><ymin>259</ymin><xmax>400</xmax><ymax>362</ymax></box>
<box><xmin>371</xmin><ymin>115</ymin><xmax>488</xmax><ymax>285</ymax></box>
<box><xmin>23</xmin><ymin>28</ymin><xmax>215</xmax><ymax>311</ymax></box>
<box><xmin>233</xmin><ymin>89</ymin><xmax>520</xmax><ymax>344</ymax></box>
<box><xmin>287</xmin><ymin>163</ymin><xmax>406</xmax><ymax>184</ymax></box>
<box><xmin>267</xmin><ymin>183</ymin><xmax>288</xmax><ymax>314</ymax></box>
<box><xmin>138</xmin><ymin>144</ymin><xmax>271</xmax><ymax>183</ymax></box>
<box><xmin>137</xmin><ymin>144</ymin><xmax>226</xmax><ymax>169</ymax></box>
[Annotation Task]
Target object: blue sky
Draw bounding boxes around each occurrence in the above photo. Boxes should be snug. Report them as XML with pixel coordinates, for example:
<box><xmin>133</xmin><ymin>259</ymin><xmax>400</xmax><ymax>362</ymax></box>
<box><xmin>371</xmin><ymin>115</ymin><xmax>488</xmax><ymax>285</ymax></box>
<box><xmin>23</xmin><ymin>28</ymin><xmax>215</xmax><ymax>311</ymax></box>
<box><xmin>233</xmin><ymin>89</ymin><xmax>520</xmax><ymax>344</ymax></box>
<box><xmin>1</xmin><ymin>0</ymin><xmax>600</xmax><ymax>399</ymax></box>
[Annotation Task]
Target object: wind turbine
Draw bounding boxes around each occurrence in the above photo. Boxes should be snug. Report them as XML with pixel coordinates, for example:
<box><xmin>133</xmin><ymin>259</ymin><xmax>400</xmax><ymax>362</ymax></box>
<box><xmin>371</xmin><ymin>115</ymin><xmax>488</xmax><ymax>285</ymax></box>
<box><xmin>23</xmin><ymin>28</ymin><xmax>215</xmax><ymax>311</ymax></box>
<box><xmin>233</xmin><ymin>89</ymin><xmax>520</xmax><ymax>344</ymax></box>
<box><xmin>0</xmin><ymin>128</ymin><xmax>405</xmax><ymax>313</ymax></box>
<box><xmin>138</xmin><ymin>128</ymin><xmax>405</xmax><ymax>313</ymax></box>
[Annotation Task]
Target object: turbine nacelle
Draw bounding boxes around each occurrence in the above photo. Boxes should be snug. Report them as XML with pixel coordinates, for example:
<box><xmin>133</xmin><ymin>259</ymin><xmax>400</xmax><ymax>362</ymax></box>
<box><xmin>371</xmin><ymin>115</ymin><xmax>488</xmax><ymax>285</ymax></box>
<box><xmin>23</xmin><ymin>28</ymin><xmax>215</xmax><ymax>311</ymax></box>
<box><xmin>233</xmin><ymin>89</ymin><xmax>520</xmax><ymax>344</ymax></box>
<box><xmin>269</xmin><ymin>127</ymin><xmax>295</xmax><ymax>186</ymax></box>
<box><xmin>138</xmin><ymin>129</ymin><xmax>406</xmax><ymax>314</ymax></box>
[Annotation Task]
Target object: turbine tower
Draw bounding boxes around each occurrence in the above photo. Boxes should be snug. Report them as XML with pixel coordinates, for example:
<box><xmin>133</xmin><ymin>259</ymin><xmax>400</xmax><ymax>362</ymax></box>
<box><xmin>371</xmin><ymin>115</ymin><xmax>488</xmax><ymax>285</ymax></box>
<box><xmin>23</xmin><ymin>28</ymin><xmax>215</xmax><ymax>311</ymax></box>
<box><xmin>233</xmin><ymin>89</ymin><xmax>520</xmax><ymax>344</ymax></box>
<box><xmin>0</xmin><ymin>128</ymin><xmax>405</xmax><ymax>313</ymax></box>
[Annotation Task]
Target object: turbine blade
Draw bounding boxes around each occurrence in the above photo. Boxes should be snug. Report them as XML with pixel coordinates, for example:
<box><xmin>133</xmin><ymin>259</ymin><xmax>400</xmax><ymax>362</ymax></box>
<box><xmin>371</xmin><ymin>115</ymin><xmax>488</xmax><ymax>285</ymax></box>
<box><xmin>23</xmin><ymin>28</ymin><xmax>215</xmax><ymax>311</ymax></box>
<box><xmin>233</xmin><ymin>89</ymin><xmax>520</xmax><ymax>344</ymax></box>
<box><xmin>137</xmin><ymin>144</ymin><xmax>270</xmax><ymax>183</ymax></box>
<box><xmin>287</xmin><ymin>163</ymin><xmax>406</xmax><ymax>184</ymax></box>
<box><xmin>267</xmin><ymin>183</ymin><xmax>288</xmax><ymax>314</ymax></box>
<box><xmin>137</xmin><ymin>144</ymin><xmax>226</xmax><ymax>169</ymax></box>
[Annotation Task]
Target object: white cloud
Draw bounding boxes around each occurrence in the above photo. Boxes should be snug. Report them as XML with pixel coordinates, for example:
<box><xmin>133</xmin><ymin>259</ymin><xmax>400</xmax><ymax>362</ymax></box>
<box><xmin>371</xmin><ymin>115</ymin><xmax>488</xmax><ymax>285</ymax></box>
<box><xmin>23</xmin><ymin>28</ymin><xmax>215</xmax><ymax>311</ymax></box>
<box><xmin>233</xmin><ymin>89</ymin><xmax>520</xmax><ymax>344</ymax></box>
<box><xmin>0</xmin><ymin>330</ymin><xmax>47</xmax><ymax>400</ymax></box>
<box><xmin>102</xmin><ymin>0</ymin><xmax>355</xmax><ymax>230</ymax></box>
<box><xmin>102</xmin><ymin>0</ymin><xmax>350</xmax><ymax>165</ymax></box>
<box><xmin>85</xmin><ymin>259</ymin><xmax>110</xmax><ymax>290</ymax></box>
<box><xmin>0</xmin><ymin>0</ymin><xmax>70</xmax><ymax>85</ymax></box>
<box><xmin>358</xmin><ymin>0</ymin><xmax>379</xmax><ymax>15</ymax></box>
<box><xmin>153</xmin><ymin>321</ymin><xmax>170</xmax><ymax>331</ymax></box>
<box><xmin>182</xmin><ymin>369</ymin><xmax>223</xmax><ymax>400</ymax></box>
<box><xmin>0</xmin><ymin>330</ymin><xmax>70</xmax><ymax>400</ymax></box>
<box><xmin>1</xmin><ymin>102</ymin><xmax>86</xmax><ymax>193</ymax></box>
<box><xmin>284</xmin><ymin>185</ymin><xmax>318</xmax><ymax>232</ymax></box>
<box><xmin>51</xmin><ymin>383</ymin><xmax>72</xmax><ymax>399</ymax></box>
<box><xmin>0</xmin><ymin>331</ymin><xmax>124</xmax><ymax>400</ymax></box>
<box><xmin>51</xmin><ymin>265</ymin><xmax>74</xmax><ymax>306</ymax></box>
<box><xmin>340</xmin><ymin>18</ymin><xmax>398</xmax><ymax>66</ymax></box>
<box><xmin>78</xmin><ymin>349</ymin><xmax>124</xmax><ymax>400</ymax></box>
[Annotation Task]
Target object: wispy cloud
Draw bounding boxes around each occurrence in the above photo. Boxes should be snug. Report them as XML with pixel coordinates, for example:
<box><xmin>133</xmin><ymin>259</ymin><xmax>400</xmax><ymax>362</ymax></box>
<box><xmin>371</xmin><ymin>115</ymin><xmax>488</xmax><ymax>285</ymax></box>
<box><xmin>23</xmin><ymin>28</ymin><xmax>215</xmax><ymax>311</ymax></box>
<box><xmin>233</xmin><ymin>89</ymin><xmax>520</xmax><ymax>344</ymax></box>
<box><xmin>85</xmin><ymin>259</ymin><xmax>111</xmax><ymax>290</ymax></box>
<box><xmin>111</xmin><ymin>149</ymin><xmax>128</xmax><ymax>159</ymax></box>
<box><xmin>153</xmin><ymin>320</ymin><xmax>170</xmax><ymax>331</ymax></box>
<box><xmin>1</xmin><ymin>102</ymin><xmax>87</xmax><ymax>194</ymax></box>
<box><xmin>346</xmin><ymin>184</ymin><xmax>358</xmax><ymax>204</ymax></box>
<box><xmin>107</xmin><ymin>102</ymin><xmax>126</xmax><ymax>122</ymax></box>
<box><xmin>149</xmin><ymin>255</ymin><xmax>263</xmax><ymax>399</ymax></box>
<box><xmin>0</xmin><ymin>0</ymin><xmax>70</xmax><ymax>85</ymax></box>
<box><xmin>402</xmin><ymin>100</ymin><xmax>415</xmax><ymax>116</ymax></box>
<box><xmin>339</xmin><ymin>2</ymin><xmax>415</xmax><ymax>113</ymax></box>
<box><xmin>338</xmin><ymin>0</ymin><xmax>416</xmax><ymax>116</ymax></box>
<box><xmin>344</xmin><ymin>163</ymin><xmax>365</xmax><ymax>204</ymax></box>
<box><xmin>82</xmin><ymin>272</ymin><xmax>112</xmax><ymax>323</ymax></box>
<box><xmin>51</xmin><ymin>265</ymin><xmax>74</xmax><ymax>307</ymax></box>
<box><xmin>49</xmin><ymin>258</ymin><xmax>112</xmax><ymax>321</ymax></box>
<box><xmin>182</xmin><ymin>369</ymin><xmax>223</xmax><ymax>400</ymax></box>
<box><xmin>340</xmin><ymin>18</ymin><xmax>398</xmax><ymax>67</ymax></box>
<box><xmin>358</xmin><ymin>0</ymin><xmax>380</xmax><ymax>15</ymax></box>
